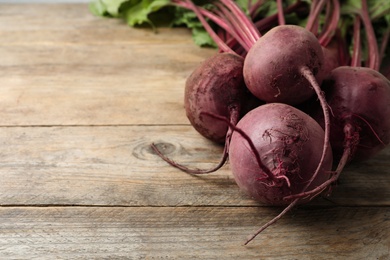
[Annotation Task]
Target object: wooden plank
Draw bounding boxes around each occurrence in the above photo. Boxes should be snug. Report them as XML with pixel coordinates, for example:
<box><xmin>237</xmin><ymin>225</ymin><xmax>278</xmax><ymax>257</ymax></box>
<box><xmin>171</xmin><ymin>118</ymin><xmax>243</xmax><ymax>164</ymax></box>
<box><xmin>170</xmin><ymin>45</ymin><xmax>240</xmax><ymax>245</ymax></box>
<box><xmin>1</xmin><ymin>125</ymin><xmax>389</xmax><ymax>207</ymax></box>
<box><xmin>0</xmin><ymin>45</ymin><xmax>214</xmax><ymax>126</ymax></box>
<box><xmin>0</xmin><ymin>206</ymin><xmax>388</xmax><ymax>259</ymax></box>
<box><xmin>0</xmin><ymin>44</ymin><xmax>212</xmax><ymax>125</ymax></box>
<box><xmin>0</xmin><ymin>4</ymin><xmax>196</xmax><ymax>45</ymax></box>
<box><xmin>0</xmin><ymin>3</ymin><xmax>215</xmax><ymax>126</ymax></box>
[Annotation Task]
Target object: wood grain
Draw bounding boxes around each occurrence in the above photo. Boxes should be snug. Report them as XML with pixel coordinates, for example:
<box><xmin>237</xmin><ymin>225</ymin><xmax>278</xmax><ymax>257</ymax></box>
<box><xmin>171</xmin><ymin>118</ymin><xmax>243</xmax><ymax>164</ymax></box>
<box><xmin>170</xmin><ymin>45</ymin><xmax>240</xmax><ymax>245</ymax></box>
<box><xmin>0</xmin><ymin>3</ymin><xmax>215</xmax><ymax>126</ymax></box>
<box><xmin>0</xmin><ymin>125</ymin><xmax>389</xmax><ymax>207</ymax></box>
<box><xmin>0</xmin><ymin>3</ymin><xmax>389</xmax><ymax>259</ymax></box>
<box><xmin>0</xmin><ymin>207</ymin><xmax>389</xmax><ymax>259</ymax></box>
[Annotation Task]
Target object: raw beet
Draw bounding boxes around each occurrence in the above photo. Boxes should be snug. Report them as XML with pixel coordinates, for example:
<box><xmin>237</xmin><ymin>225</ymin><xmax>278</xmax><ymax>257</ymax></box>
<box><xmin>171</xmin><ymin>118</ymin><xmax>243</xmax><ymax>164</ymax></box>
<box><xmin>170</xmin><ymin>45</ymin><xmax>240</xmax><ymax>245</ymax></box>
<box><xmin>317</xmin><ymin>66</ymin><xmax>390</xmax><ymax>161</ymax></box>
<box><xmin>243</xmin><ymin>25</ymin><xmax>325</xmax><ymax>105</ymax></box>
<box><xmin>185</xmin><ymin>52</ymin><xmax>255</xmax><ymax>143</ymax></box>
<box><xmin>228</xmin><ymin>103</ymin><xmax>333</xmax><ymax>206</ymax></box>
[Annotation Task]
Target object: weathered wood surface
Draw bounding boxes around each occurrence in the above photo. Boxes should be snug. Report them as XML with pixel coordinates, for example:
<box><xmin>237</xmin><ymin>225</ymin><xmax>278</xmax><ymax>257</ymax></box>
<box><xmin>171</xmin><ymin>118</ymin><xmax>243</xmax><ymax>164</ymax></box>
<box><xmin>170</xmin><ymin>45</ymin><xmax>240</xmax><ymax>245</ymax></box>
<box><xmin>0</xmin><ymin>207</ymin><xmax>388</xmax><ymax>259</ymax></box>
<box><xmin>0</xmin><ymin>3</ymin><xmax>389</xmax><ymax>259</ymax></box>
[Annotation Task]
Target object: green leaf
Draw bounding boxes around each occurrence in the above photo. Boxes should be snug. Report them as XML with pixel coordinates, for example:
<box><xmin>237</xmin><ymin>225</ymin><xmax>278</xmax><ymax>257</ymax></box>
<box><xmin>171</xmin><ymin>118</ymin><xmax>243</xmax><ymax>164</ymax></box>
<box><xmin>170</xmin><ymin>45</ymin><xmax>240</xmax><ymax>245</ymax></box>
<box><xmin>171</xmin><ymin>5</ymin><xmax>215</xmax><ymax>47</ymax></box>
<box><xmin>103</xmin><ymin>0</ymin><xmax>129</xmax><ymax>17</ymax></box>
<box><xmin>89</xmin><ymin>0</ymin><xmax>129</xmax><ymax>17</ymax></box>
<box><xmin>89</xmin><ymin>0</ymin><xmax>109</xmax><ymax>16</ymax></box>
<box><xmin>172</xmin><ymin>7</ymin><xmax>205</xmax><ymax>28</ymax></box>
<box><xmin>368</xmin><ymin>0</ymin><xmax>390</xmax><ymax>20</ymax></box>
<box><xmin>191</xmin><ymin>27</ymin><xmax>217</xmax><ymax>47</ymax></box>
<box><xmin>123</xmin><ymin>0</ymin><xmax>171</xmax><ymax>29</ymax></box>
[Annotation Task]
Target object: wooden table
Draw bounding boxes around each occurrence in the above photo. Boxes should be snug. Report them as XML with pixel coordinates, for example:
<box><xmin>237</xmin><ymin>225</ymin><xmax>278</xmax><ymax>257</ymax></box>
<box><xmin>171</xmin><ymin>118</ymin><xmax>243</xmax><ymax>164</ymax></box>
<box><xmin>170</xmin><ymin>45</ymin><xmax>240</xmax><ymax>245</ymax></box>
<box><xmin>0</xmin><ymin>3</ymin><xmax>389</xmax><ymax>259</ymax></box>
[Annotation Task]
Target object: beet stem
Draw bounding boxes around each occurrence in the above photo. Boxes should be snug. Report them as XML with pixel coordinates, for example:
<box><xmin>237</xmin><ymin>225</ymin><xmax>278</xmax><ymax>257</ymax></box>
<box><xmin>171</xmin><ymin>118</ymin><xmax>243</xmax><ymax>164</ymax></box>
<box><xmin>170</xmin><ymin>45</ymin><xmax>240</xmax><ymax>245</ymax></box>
<box><xmin>360</xmin><ymin>0</ymin><xmax>380</xmax><ymax>70</ymax></box>
<box><xmin>249</xmin><ymin>0</ymin><xmax>264</xmax><ymax>19</ymax></box>
<box><xmin>214</xmin><ymin>2</ymin><xmax>253</xmax><ymax>51</ymax></box>
<box><xmin>244</xmin><ymin>199</ymin><xmax>299</xmax><ymax>245</ymax></box>
<box><xmin>200</xmin><ymin>111</ymin><xmax>289</xmax><ymax>186</ymax></box>
<box><xmin>150</xmin><ymin>106</ymin><xmax>241</xmax><ymax>175</ymax></box>
<box><xmin>379</xmin><ymin>27</ymin><xmax>390</xmax><ymax>63</ymax></box>
<box><xmin>219</xmin><ymin>0</ymin><xmax>261</xmax><ymax>43</ymax></box>
<box><xmin>305</xmin><ymin>0</ymin><xmax>327</xmax><ymax>35</ymax></box>
<box><xmin>276</xmin><ymin>0</ymin><xmax>286</xmax><ymax>25</ymax></box>
<box><xmin>151</xmin><ymin>142</ymin><xmax>229</xmax><ymax>174</ymax></box>
<box><xmin>180</xmin><ymin>0</ymin><xmax>235</xmax><ymax>54</ymax></box>
<box><xmin>299</xmin><ymin>66</ymin><xmax>331</xmax><ymax>193</ymax></box>
<box><xmin>351</xmin><ymin>15</ymin><xmax>362</xmax><ymax>67</ymax></box>
<box><xmin>254</xmin><ymin>1</ymin><xmax>305</xmax><ymax>33</ymax></box>
<box><xmin>318</xmin><ymin>0</ymin><xmax>340</xmax><ymax>46</ymax></box>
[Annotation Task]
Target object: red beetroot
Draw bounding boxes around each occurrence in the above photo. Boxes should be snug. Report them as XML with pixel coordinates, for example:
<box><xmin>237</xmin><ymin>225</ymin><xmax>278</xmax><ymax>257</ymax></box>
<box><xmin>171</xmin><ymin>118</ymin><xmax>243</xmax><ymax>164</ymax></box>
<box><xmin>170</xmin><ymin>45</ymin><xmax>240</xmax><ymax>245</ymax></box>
<box><xmin>286</xmin><ymin>66</ymin><xmax>390</xmax><ymax>205</ymax></box>
<box><xmin>229</xmin><ymin>103</ymin><xmax>333</xmax><ymax>206</ymax></box>
<box><xmin>318</xmin><ymin>66</ymin><xmax>390</xmax><ymax>162</ymax></box>
<box><xmin>243</xmin><ymin>25</ymin><xmax>325</xmax><ymax>105</ymax></box>
<box><xmin>184</xmin><ymin>52</ymin><xmax>250</xmax><ymax>144</ymax></box>
<box><xmin>225</xmin><ymin>103</ymin><xmax>333</xmax><ymax>244</ymax></box>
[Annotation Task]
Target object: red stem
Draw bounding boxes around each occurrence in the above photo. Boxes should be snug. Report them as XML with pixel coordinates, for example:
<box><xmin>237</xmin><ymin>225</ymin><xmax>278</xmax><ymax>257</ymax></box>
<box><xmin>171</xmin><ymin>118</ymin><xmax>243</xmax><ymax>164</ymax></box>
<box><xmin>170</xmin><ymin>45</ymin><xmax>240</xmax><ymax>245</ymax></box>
<box><xmin>254</xmin><ymin>13</ymin><xmax>279</xmax><ymax>32</ymax></box>
<box><xmin>244</xmin><ymin>199</ymin><xmax>299</xmax><ymax>245</ymax></box>
<box><xmin>249</xmin><ymin>0</ymin><xmax>265</xmax><ymax>19</ymax></box>
<box><xmin>351</xmin><ymin>15</ymin><xmax>362</xmax><ymax>67</ymax></box>
<box><xmin>360</xmin><ymin>0</ymin><xmax>380</xmax><ymax>70</ymax></box>
<box><xmin>318</xmin><ymin>0</ymin><xmax>340</xmax><ymax>46</ymax></box>
<box><xmin>173</xmin><ymin>0</ymin><xmax>259</xmax><ymax>54</ymax></box>
<box><xmin>276</xmin><ymin>0</ymin><xmax>286</xmax><ymax>25</ymax></box>
<box><xmin>299</xmin><ymin>66</ymin><xmax>331</xmax><ymax>197</ymax></box>
<box><xmin>151</xmin><ymin>142</ymin><xmax>228</xmax><ymax>174</ymax></box>
<box><xmin>335</xmin><ymin>27</ymin><xmax>351</xmax><ymax>66</ymax></box>
<box><xmin>173</xmin><ymin>1</ymin><xmax>230</xmax><ymax>30</ymax></box>
<box><xmin>214</xmin><ymin>2</ymin><xmax>254</xmax><ymax>51</ymax></box>
<box><xmin>254</xmin><ymin>1</ymin><xmax>305</xmax><ymax>32</ymax></box>
<box><xmin>322</xmin><ymin>0</ymin><xmax>332</xmax><ymax>32</ymax></box>
<box><xmin>176</xmin><ymin>0</ymin><xmax>235</xmax><ymax>54</ymax></box>
<box><xmin>379</xmin><ymin>27</ymin><xmax>390</xmax><ymax>64</ymax></box>
<box><xmin>150</xmin><ymin>107</ymin><xmax>240</xmax><ymax>175</ymax></box>
<box><xmin>306</xmin><ymin>0</ymin><xmax>327</xmax><ymax>35</ymax></box>
<box><xmin>219</xmin><ymin>0</ymin><xmax>261</xmax><ymax>43</ymax></box>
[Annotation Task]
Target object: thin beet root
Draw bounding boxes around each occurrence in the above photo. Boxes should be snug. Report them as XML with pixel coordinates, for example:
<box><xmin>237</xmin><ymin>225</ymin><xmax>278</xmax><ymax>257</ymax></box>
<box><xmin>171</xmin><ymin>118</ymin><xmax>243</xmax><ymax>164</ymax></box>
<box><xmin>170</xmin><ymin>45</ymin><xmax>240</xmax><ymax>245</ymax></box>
<box><xmin>151</xmin><ymin>142</ymin><xmax>229</xmax><ymax>174</ymax></box>
<box><xmin>152</xmin><ymin>52</ymin><xmax>260</xmax><ymax>174</ymax></box>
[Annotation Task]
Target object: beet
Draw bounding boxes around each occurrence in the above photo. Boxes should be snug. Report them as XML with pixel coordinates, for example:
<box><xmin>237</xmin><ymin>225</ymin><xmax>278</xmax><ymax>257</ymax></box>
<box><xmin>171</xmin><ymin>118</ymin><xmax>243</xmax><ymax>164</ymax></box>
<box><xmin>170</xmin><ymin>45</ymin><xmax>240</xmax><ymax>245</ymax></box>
<box><xmin>318</xmin><ymin>66</ymin><xmax>390</xmax><ymax>162</ymax></box>
<box><xmin>243</xmin><ymin>25</ymin><xmax>325</xmax><ymax>105</ymax></box>
<box><xmin>185</xmin><ymin>52</ymin><xmax>251</xmax><ymax>143</ymax></box>
<box><xmin>229</xmin><ymin>103</ymin><xmax>333</xmax><ymax>206</ymax></box>
<box><xmin>221</xmin><ymin>103</ymin><xmax>333</xmax><ymax>244</ymax></box>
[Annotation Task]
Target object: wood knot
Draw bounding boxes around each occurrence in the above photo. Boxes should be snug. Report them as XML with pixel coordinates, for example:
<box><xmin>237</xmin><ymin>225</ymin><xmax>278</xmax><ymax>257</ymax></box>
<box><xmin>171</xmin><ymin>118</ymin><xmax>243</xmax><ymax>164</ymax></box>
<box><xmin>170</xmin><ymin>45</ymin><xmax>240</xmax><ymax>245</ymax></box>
<box><xmin>131</xmin><ymin>141</ymin><xmax>174</xmax><ymax>161</ymax></box>
<box><xmin>150</xmin><ymin>142</ymin><xmax>176</xmax><ymax>155</ymax></box>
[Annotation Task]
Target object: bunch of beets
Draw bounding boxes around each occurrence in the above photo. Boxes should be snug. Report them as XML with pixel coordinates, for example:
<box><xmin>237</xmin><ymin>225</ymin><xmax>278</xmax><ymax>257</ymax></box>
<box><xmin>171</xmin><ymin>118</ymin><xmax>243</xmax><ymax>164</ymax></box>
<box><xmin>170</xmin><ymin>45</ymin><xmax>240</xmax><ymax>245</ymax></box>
<box><xmin>152</xmin><ymin>0</ymin><xmax>390</xmax><ymax>245</ymax></box>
